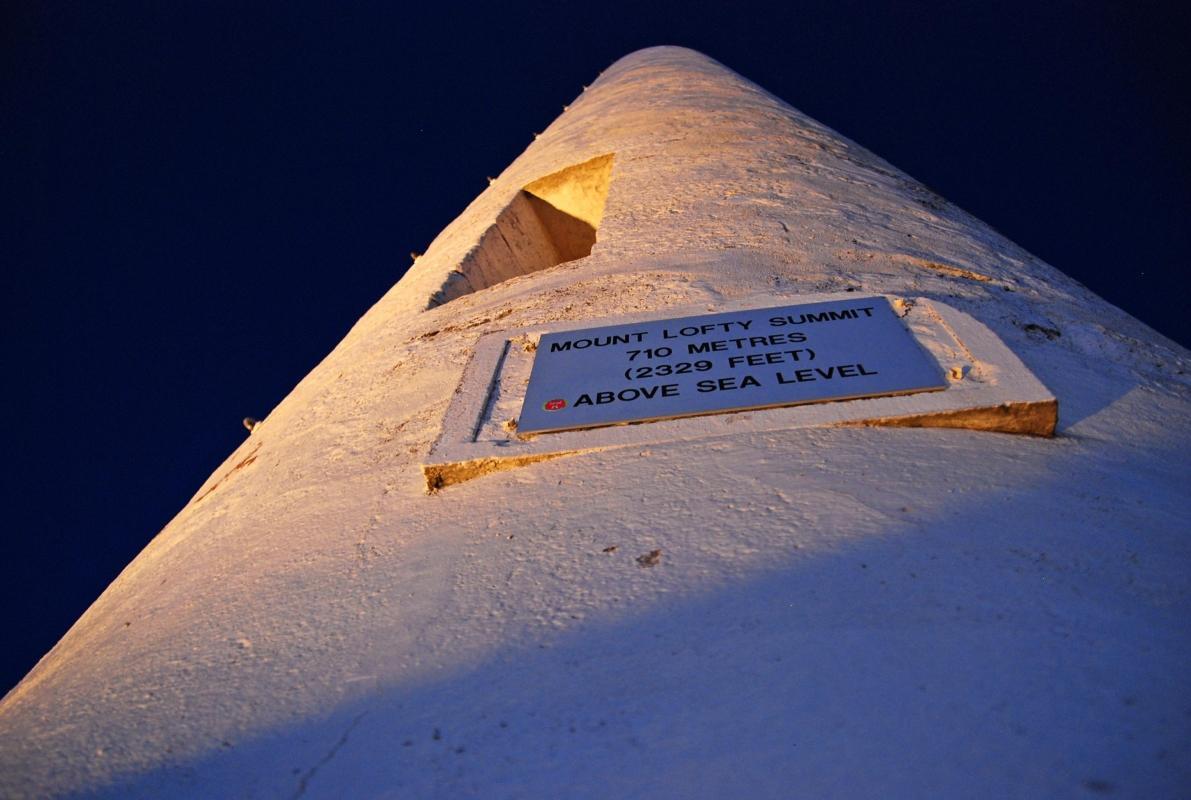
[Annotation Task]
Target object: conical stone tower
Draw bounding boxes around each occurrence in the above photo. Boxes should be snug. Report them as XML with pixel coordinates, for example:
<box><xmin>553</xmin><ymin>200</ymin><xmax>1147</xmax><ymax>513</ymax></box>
<box><xmin>2</xmin><ymin>47</ymin><xmax>1188</xmax><ymax>799</ymax></box>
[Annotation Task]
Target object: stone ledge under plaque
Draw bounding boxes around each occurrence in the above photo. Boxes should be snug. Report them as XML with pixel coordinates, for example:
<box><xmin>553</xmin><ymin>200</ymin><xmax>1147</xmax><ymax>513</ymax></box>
<box><xmin>423</xmin><ymin>293</ymin><xmax>1056</xmax><ymax>490</ymax></box>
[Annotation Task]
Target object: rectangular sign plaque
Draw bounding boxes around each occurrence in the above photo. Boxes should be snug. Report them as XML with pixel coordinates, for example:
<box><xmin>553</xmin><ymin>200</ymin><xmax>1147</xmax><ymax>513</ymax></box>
<box><xmin>517</xmin><ymin>296</ymin><xmax>947</xmax><ymax>434</ymax></box>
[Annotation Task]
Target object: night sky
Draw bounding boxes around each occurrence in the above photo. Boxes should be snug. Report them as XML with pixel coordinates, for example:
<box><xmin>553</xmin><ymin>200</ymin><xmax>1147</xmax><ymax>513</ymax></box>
<box><xmin>3</xmin><ymin>2</ymin><xmax>1188</xmax><ymax>695</ymax></box>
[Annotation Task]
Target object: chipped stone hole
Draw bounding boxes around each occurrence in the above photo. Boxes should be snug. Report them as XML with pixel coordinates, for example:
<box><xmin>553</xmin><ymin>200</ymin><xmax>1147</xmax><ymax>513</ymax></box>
<box><xmin>429</xmin><ymin>153</ymin><xmax>615</xmax><ymax>307</ymax></box>
<box><xmin>1022</xmin><ymin>322</ymin><xmax>1061</xmax><ymax>341</ymax></box>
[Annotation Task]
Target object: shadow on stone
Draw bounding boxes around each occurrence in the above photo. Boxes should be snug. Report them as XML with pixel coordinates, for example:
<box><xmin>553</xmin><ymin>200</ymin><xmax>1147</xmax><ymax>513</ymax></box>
<box><xmin>430</xmin><ymin>153</ymin><xmax>614</xmax><ymax>306</ymax></box>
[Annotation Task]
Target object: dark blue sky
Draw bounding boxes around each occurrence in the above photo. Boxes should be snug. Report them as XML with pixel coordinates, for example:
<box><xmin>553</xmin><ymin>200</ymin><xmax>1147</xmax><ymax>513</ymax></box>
<box><xmin>3</xmin><ymin>1</ymin><xmax>1188</xmax><ymax>694</ymax></box>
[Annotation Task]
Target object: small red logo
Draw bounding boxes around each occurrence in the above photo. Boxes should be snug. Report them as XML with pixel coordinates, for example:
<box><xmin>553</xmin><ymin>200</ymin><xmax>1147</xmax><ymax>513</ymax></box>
<box><xmin>544</xmin><ymin>398</ymin><xmax>567</xmax><ymax>411</ymax></box>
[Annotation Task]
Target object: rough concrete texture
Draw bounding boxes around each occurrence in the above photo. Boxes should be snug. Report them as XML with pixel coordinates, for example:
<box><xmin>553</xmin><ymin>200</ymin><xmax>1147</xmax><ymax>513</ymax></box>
<box><xmin>1</xmin><ymin>47</ymin><xmax>1188</xmax><ymax>799</ymax></box>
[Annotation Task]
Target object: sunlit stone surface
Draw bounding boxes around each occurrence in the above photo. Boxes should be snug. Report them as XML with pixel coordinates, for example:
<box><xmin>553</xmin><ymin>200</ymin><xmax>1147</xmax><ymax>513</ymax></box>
<box><xmin>1</xmin><ymin>47</ymin><xmax>1187</xmax><ymax>799</ymax></box>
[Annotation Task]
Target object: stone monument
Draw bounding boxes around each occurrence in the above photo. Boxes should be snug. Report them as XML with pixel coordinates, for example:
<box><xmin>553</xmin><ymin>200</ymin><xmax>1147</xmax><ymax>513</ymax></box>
<box><xmin>1</xmin><ymin>47</ymin><xmax>1187</xmax><ymax>799</ymax></box>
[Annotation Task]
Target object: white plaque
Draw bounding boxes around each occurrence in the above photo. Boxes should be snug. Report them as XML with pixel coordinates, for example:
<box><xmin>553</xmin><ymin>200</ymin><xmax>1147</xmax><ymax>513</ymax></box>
<box><xmin>517</xmin><ymin>297</ymin><xmax>946</xmax><ymax>434</ymax></box>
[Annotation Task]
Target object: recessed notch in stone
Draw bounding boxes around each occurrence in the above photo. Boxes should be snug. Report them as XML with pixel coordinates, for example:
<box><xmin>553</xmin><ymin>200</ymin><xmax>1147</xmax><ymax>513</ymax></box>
<box><xmin>430</xmin><ymin>153</ymin><xmax>614</xmax><ymax>306</ymax></box>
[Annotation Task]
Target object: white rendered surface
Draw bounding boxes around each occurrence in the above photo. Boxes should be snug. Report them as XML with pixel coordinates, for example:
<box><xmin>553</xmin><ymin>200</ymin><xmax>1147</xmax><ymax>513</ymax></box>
<box><xmin>1</xmin><ymin>47</ymin><xmax>1188</xmax><ymax>799</ymax></box>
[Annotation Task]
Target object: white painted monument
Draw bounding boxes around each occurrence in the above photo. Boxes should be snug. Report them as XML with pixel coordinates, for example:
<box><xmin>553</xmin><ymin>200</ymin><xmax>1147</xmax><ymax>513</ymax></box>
<box><xmin>1</xmin><ymin>47</ymin><xmax>1187</xmax><ymax>800</ymax></box>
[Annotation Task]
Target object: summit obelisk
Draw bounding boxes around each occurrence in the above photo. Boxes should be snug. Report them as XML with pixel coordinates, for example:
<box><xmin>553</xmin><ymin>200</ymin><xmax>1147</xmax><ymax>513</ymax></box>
<box><xmin>1</xmin><ymin>47</ymin><xmax>1187</xmax><ymax>799</ymax></box>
